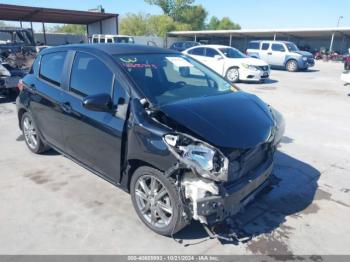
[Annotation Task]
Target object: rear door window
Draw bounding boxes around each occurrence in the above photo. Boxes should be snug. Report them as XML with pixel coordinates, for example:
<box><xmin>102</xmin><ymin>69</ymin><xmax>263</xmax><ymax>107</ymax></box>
<box><xmin>70</xmin><ymin>52</ymin><xmax>113</xmax><ymax>97</ymax></box>
<box><xmin>188</xmin><ymin>47</ymin><xmax>205</xmax><ymax>56</ymax></box>
<box><xmin>39</xmin><ymin>51</ymin><xmax>67</xmax><ymax>87</ymax></box>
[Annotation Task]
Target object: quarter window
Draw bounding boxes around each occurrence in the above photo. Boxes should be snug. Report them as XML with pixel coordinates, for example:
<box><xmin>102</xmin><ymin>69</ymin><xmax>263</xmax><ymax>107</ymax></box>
<box><xmin>70</xmin><ymin>52</ymin><xmax>113</xmax><ymax>97</ymax></box>
<box><xmin>39</xmin><ymin>51</ymin><xmax>67</xmax><ymax>86</ymax></box>
<box><xmin>188</xmin><ymin>47</ymin><xmax>205</xmax><ymax>56</ymax></box>
<box><xmin>261</xmin><ymin>43</ymin><xmax>270</xmax><ymax>50</ymax></box>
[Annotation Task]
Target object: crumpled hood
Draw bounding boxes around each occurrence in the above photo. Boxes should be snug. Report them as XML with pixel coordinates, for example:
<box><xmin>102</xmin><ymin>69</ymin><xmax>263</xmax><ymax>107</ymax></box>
<box><xmin>292</xmin><ymin>50</ymin><xmax>313</xmax><ymax>58</ymax></box>
<box><xmin>159</xmin><ymin>91</ymin><xmax>275</xmax><ymax>149</ymax></box>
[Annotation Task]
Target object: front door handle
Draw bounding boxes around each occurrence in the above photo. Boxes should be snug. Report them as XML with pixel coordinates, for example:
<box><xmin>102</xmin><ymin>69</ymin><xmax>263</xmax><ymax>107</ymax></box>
<box><xmin>267</xmin><ymin>52</ymin><xmax>272</xmax><ymax>55</ymax></box>
<box><xmin>60</xmin><ymin>102</ymin><xmax>72</xmax><ymax>114</ymax></box>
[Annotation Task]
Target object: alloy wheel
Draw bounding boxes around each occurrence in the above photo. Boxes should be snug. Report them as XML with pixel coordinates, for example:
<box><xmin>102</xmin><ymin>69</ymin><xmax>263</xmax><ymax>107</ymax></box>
<box><xmin>287</xmin><ymin>61</ymin><xmax>298</xmax><ymax>72</ymax></box>
<box><xmin>23</xmin><ymin>116</ymin><xmax>38</xmax><ymax>150</ymax></box>
<box><xmin>134</xmin><ymin>175</ymin><xmax>173</xmax><ymax>228</ymax></box>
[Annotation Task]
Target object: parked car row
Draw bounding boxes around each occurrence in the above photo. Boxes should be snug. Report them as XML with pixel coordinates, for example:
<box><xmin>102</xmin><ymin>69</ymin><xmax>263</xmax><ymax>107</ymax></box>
<box><xmin>169</xmin><ymin>40</ymin><xmax>315</xmax><ymax>84</ymax></box>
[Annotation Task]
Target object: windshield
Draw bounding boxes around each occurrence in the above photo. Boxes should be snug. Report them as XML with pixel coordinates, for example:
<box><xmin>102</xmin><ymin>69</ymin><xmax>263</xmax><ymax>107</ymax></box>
<box><xmin>114</xmin><ymin>54</ymin><xmax>238</xmax><ymax>106</ymax></box>
<box><xmin>219</xmin><ymin>47</ymin><xmax>246</xmax><ymax>58</ymax></box>
<box><xmin>285</xmin><ymin>43</ymin><xmax>299</xmax><ymax>52</ymax></box>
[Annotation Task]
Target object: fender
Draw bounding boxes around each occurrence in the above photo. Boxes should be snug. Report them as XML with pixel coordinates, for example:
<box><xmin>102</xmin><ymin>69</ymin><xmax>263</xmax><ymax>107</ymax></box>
<box><xmin>119</xmin><ymin>98</ymin><xmax>178</xmax><ymax>191</ymax></box>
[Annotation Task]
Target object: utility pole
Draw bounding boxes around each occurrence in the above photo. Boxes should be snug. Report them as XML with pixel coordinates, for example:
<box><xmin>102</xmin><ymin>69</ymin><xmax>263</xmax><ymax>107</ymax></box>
<box><xmin>330</xmin><ymin>16</ymin><xmax>343</xmax><ymax>52</ymax></box>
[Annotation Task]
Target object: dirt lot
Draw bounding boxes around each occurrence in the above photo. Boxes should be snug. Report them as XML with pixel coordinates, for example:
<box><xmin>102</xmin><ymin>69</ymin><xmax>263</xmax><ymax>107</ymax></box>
<box><xmin>0</xmin><ymin>61</ymin><xmax>349</xmax><ymax>255</ymax></box>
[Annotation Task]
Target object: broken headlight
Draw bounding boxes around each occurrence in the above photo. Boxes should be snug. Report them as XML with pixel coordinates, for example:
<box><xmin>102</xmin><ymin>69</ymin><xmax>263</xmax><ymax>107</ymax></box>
<box><xmin>164</xmin><ymin>133</ymin><xmax>229</xmax><ymax>182</ymax></box>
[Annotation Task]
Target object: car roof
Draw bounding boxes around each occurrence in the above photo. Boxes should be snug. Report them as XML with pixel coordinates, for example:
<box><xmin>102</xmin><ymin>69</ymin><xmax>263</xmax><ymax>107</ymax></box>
<box><xmin>92</xmin><ymin>34</ymin><xmax>133</xmax><ymax>38</ymax></box>
<box><xmin>40</xmin><ymin>44</ymin><xmax>178</xmax><ymax>56</ymax></box>
<box><xmin>199</xmin><ymin>44</ymin><xmax>232</xmax><ymax>48</ymax></box>
<box><xmin>187</xmin><ymin>44</ymin><xmax>236</xmax><ymax>50</ymax></box>
<box><xmin>249</xmin><ymin>40</ymin><xmax>293</xmax><ymax>44</ymax></box>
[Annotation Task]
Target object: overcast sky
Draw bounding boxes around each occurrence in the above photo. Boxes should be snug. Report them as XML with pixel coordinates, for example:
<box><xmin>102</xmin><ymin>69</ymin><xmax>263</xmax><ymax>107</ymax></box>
<box><xmin>2</xmin><ymin>0</ymin><xmax>350</xmax><ymax>30</ymax></box>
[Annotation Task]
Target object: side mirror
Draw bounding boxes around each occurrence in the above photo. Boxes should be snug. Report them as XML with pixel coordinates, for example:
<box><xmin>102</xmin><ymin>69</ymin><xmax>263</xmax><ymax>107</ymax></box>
<box><xmin>82</xmin><ymin>93</ymin><xmax>113</xmax><ymax>112</ymax></box>
<box><xmin>214</xmin><ymin>55</ymin><xmax>223</xmax><ymax>60</ymax></box>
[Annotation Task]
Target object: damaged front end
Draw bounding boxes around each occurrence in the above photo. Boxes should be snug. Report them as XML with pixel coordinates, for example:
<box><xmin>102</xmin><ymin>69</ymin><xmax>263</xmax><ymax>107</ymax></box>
<box><xmin>160</xmin><ymin>106</ymin><xmax>285</xmax><ymax>227</ymax></box>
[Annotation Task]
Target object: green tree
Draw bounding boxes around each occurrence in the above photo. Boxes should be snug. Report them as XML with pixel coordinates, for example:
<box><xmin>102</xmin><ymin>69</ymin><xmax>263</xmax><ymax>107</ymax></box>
<box><xmin>145</xmin><ymin>0</ymin><xmax>206</xmax><ymax>29</ymax></box>
<box><xmin>148</xmin><ymin>15</ymin><xmax>176</xmax><ymax>36</ymax></box>
<box><xmin>207</xmin><ymin>16</ymin><xmax>220</xmax><ymax>30</ymax></box>
<box><xmin>145</xmin><ymin>0</ymin><xmax>194</xmax><ymax>19</ymax></box>
<box><xmin>51</xmin><ymin>24</ymin><xmax>86</xmax><ymax>34</ymax></box>
<box><xmin>119</xmin><ymin>13</ymin><xmax>151</xmax><ymax>36</ymax></box>
<box><xmin>176</xmin><ymin>5</ymin><xmax>207</xmax><ymax>30</ymax></box>
<box><xmin>217</xmin><ymin>17</ymin><xmax>241</xmax><ymax>30</ymax></box>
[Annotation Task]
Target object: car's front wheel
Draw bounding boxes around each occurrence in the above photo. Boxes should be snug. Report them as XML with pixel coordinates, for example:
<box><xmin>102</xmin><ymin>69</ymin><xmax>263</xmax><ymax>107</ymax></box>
<box><xmin>286</xmin><ymin>60</ymin><xmax>299</xmax><ymax>72</ymax></box>
<box><xmin>21</xmin><ymin>112</ymin><xmax>50</xmax><ymax>154</ymax></box>
<box><xmin>226</xmin><ymin>67</ymin><xmax>240</xmax><ymax>83</ymax></box>
<box><xmin>130</xmin><ymin>166</ymin><xmax>187</xmax><ymax>236</ymax></box>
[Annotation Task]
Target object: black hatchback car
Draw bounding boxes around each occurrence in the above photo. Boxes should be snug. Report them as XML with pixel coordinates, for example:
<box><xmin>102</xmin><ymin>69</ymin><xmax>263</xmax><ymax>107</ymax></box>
<box><xmin>16</xmin><ymin>44</ymin><xmax>285</xmax><ymax>236</ymax></box>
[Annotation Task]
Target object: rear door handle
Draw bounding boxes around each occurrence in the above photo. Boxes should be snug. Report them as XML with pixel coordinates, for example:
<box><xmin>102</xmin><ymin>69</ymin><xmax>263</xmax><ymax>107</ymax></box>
<box><xmin>267</xmin><ymin>52</ymin><xmax>272</xmax><ymax>55</ymax></box>
<box><xmin>60</xmin><ymin>102</ymin><xmax>72</xmax><ymax>114</ymax></box>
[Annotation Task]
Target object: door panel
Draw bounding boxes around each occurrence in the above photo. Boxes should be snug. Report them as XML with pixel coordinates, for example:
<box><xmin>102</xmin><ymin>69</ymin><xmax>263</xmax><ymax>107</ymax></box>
<box><xmin>268</xmin><ymin>44</ymin><xmax>286</xmax><ymax>66</ymax></box>
<box><xmin>203</xmin><ymin>48</ymin><xmax>225</xmax><ymax>75</ymax></box>
<box><xmin>259</xmin><ymin>42</ymin><xmax>271</xmax><ymax>62</ymax></box>
<box><xmin>61</xmin><ymin>93</ymin><xmax>124</xmax><ymax>181</ymax></box>
<box><xmin>29</xmin><ymin>51</ymin><xmax>68</xmax><ymax>149</ymax></box>
<box><xmin>30</xmin><ymin>79</ymin><xmax>66</xmax><ymax>149</ymax></box>
<box><xmin>61</xmin><ymin>51</ymin><xmax>125</xmax><ymax>182</ymax></box>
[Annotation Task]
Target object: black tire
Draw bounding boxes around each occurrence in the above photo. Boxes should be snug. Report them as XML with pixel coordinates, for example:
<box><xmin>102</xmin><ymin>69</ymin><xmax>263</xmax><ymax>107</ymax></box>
<box><xmin>225</xmin><ymin>67</ymin><xmax>240</xmax><ymax>83</ymax></box>
<box><xmin>130</xmin><ymin>166</ymin><xmax>187</xmax><ymax>236</ymax></box>
<box><xmin>21</xmin><ymin>112</ymin><xmax>50</xmax><ymax>154</ymax></box>
<box><xmin>286</xmin><ymin>60</ymin><xmax>299</xmax><ymax>72</ymax></box>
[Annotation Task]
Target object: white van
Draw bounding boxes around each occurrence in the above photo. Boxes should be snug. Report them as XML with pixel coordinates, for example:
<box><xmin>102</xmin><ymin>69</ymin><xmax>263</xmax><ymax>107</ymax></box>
<box><xmin>91</xmin><ymin>34</ymin><xmax>135</xmax><ymax>44</ymax></box>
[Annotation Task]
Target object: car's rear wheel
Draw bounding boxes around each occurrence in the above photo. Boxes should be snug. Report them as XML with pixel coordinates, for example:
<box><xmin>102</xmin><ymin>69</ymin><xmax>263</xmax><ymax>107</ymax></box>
<box><xmin>226</xmin><ymin>67</ymin><xmax>240</xmax><ymax>83</ymax></box>
<box><xmin>21</xmin><ymin>112</ymin><xmax>50</xmax><ymax>154</ymax></box>
<box><xmin>286</xmin><ymin>60</ymin><xmax>298</xmax><ymax>72</ymax></box>
<box><xmin>130</xmin><ymin>166</ymin><xmax>187</xmax><ymax>236</ymax></box>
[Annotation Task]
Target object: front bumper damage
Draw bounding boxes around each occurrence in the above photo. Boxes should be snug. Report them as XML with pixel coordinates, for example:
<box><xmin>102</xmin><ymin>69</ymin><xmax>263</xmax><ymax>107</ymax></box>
<box><xmin>194</xmin><ymin>159</ymin><xmax>273</xmax><ymax>225</ymax></box>
<box><xmin>180</xmin><ymin>153</ymin><xmax>273</xmax><ymax>226</ymax></box>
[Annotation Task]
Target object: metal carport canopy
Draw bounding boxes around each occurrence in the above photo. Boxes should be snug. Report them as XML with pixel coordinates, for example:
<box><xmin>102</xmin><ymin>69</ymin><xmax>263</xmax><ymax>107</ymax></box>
<box><xmin>0</xmin><ymin>3</ymin><xmax>118</xmax><ymax>24</ymax></box>
<box><xmin>168</xmin><ymin>27</ymin><xmax>350</xmax><ymax>38</ymax></box>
